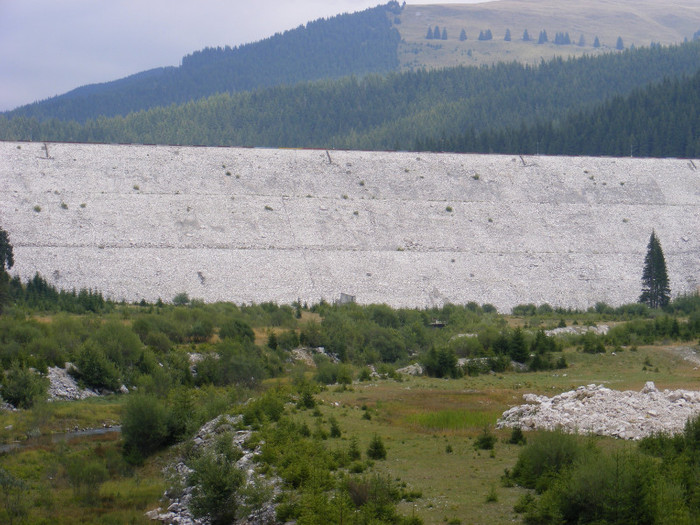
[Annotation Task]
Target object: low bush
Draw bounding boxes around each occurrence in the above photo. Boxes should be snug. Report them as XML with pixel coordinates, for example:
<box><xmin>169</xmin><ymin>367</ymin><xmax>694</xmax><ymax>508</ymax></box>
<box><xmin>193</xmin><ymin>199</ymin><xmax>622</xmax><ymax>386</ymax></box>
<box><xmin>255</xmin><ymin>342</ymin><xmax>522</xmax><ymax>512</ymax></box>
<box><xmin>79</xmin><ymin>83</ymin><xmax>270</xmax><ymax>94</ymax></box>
<box><xmin>510</xmin><ymin>430</ymin><xmax>589</xmax><ymax>492</ymax></box>
<box><xmin>188</xmin><ymin>451</ymin><xmax>244</xmax><ymax>525</ymax></box>
<box><xmin>1</xmin><ymin>361</ymin><xmax>49</xmax><ymax>408</ymax></box>
<box><xmin>474</xmin><ymin>427</ymin><xmax>497</xmax><ymax>450</ymax></box>
<box><xmin>367</xmin><ymin>434</ymin><xmax>387</xmax><ymax>460</ymax></box>
<box><xmin>71</xmin><ymin>341</ymin><xmax>121</xmax><ymax>391</ymax></box>
<box><xmin>121</xmin><ymin>394</ymin><xmax>171</xmax><ymax>462</ymax></box>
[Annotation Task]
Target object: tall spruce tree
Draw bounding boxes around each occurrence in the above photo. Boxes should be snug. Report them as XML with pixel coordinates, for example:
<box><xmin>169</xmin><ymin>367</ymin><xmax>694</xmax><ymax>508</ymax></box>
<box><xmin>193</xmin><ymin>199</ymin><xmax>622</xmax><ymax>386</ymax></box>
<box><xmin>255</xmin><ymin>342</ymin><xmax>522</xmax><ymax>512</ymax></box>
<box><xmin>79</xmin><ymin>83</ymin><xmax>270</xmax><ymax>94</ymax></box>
<box><xmin>639</xmin><ymin>230</ymin><xmax>670</xmax><ymax>308</ymax></box>
<box><xmin>0</xmin><ymin>227</ymin><xmax>14</xmax><ymax>314</ymax></box>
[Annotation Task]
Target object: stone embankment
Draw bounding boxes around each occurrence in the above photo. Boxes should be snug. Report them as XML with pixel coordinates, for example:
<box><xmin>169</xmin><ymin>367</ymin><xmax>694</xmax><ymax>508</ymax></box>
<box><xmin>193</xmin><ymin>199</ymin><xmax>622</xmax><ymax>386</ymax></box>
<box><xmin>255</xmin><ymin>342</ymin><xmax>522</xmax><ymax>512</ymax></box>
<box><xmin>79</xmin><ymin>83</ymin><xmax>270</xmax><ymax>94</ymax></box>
<box><xmin>2</xmin><ymin>141</ymin><xmax>699</xmax><ymax>311</ymax></box>
<box><xmin>497</xmin><ymin>381</ymin><xmax>700</xmax><ymax>440</ymax></box>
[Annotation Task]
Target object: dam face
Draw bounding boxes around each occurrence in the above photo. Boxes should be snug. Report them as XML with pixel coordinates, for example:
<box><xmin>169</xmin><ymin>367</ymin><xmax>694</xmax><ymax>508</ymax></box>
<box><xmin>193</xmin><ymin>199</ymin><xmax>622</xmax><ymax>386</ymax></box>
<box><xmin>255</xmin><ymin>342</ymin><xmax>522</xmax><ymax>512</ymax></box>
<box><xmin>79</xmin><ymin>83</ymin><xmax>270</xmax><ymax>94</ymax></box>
<box><xmin>1</xmin><ymin>141</ymin><xmax>698</xmax><ymax>311</ymax></box>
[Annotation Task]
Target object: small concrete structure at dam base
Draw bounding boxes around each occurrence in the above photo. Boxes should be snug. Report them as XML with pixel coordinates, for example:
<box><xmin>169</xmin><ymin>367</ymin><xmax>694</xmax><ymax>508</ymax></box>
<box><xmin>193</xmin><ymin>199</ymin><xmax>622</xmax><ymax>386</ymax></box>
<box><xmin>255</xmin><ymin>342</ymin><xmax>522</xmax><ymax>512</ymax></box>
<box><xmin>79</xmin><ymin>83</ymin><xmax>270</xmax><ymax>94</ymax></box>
<box><xmin>1</xmin><ymin>140</ymin><xmax>698</xmax><ymax>312</ymax></box>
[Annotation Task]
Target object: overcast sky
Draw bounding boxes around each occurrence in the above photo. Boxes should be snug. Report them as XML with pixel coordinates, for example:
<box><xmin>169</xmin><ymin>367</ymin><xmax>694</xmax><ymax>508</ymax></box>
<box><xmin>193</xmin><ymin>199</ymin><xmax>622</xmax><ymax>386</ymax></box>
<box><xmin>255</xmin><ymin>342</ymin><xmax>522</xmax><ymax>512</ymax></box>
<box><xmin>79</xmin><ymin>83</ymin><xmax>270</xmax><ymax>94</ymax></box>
<box><xmin>0</xmin><ymin>0</ymin><xmax>483</xmax><ymax>112</ymax></box>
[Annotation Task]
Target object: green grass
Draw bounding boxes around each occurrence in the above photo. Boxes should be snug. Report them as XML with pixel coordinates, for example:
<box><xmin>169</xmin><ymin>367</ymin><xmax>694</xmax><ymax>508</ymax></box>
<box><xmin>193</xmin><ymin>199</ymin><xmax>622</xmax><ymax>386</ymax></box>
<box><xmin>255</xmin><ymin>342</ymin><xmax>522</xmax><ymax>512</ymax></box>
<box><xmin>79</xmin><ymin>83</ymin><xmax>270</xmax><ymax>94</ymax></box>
<box><xmin>301</xmin><ymin>342</ymin><xmax>700</xmax><ymax>523</ymax></box>
<box><xmin>0</xmin><ymin>432</ymin><xmax>167</xmax><ymax>524</ymax></box>
<box><xmin>406</xmin><ymin>409</ymin><xmax>500</xmax><ymax>431</ymax></box>
<box><xmin>395</xmin><ymin>0</ymin><xmax>700</xmax><ymax>70</ymax></box>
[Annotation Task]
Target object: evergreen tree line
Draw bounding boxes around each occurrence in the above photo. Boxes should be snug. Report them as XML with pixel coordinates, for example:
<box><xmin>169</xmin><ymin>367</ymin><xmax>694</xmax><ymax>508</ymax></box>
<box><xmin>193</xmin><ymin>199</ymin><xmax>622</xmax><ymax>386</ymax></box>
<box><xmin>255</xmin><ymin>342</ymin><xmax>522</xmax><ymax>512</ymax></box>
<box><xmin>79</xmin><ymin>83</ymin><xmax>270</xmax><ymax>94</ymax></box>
<box><xmin>0</xmin><ymin>41</ymin><xmax>698</xmax><ymax>156</ymax></box>
<box><xmin>422</xmin><ymin>68</ymin><xmax>700</xmax><ymax>158</ymax></box>
<box><xmin>8</xmin><ymin>273</ymin><xmax>109</xmax><ymax>314</ymax></box>
<box><xmin>1</xmin><ymin>2</ymin><xmax>403</xmax><ymax>124</ymax></box>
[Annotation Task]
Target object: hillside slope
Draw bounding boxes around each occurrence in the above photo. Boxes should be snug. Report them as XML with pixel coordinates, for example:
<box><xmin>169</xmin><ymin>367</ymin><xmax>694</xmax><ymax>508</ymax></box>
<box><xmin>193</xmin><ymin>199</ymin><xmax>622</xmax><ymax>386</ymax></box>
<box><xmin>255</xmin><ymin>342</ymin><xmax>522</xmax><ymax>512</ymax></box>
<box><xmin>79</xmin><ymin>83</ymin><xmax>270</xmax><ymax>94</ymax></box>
<box><xmin>396</xmin><ymin>0</ymin><xmax>700</xmax><ymax>70</ymax></box>
<box><xmin>2</xmin><ymin>41</ymin><xmax>698</xmax><ymax>155</ymax></box>
<box><xmin>4</xmin><ymin>0</ymin><xmax>700</xmax><ymax>125</ymax></box>
<box><xmin>3</xmin><ymin>3</ymin><xmax>402</xmax><ymax>123</ymax></box>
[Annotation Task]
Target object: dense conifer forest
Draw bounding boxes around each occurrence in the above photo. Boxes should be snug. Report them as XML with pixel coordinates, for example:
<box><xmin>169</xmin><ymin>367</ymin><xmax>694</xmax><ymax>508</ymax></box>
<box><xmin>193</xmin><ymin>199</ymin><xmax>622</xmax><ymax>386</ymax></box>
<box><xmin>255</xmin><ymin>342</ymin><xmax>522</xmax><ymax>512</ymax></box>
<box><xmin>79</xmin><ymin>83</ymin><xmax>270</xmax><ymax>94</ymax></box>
<box><xmin>424</xmin><ymin>70</ymin><xmax>700</xmax><ymax>157</ymax></box>
<box><xmin>1</xmin><ymin>41</ymin><xmax>699</xmax><ymax>158</ymax></box>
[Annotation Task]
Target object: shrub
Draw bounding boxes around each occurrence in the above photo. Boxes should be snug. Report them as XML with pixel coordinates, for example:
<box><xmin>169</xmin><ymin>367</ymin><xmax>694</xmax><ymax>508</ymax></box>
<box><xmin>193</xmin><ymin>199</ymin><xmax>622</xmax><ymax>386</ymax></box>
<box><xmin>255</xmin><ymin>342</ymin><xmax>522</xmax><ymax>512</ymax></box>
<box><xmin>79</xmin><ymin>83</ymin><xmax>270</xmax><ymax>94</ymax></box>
<box><xmin>188</xmin><ymin>451</ymin><xmax>244</xmax><ymax>525</ymax></box>
<box><xmin>423</xmin><ymin>347</ymin><xmax>459</xmax><ymax>378</ymax></box>
<box><xmin>173</xmin><ymin>292</ymin><xmax>190</xmax><ymax>306</ymax></box>
<box><xmin>71</xmin><ymin>341</ymin><xmax>121</xmax><ymax>391</ymax></box>
<box><xmin>218</xmin><ymin>318</ymin><xmax>255</xmax><ymax>343</ymax></box>
<box><xmin>276</xmin><ymin>329</ymin><xmax>300</xmax><ymax>350</ymax></box>
<box><xmin>507</xmin><ymin>426</ymin><xmax>527</xmax><ymax>445</ymax></box>
<box><xmin>90</xmin><ymin>321</ymin><xmax>143</xmax><ymax>370</ymax></box>
<box><xmin>367</xmin><ymin>434</ymin><xmax>387</xmax><ymax>460</ymax></box>
<box><xmin>1</xmin><ymin>362</ymin><xmax>49</xmax><ymax>409</ymax></box>
<box><xmin>474</xmin><ymin>427</ymin><xmax>496</xmax><ymax>450</ymax></box>
<box><xmin>358</xmin><ymin>367</ymin><xmax>372</xmax><ymax>381</ymax></box>
<box><xmin>348</xmin><ymin>436</ymin><xmax>361</xmax><ymax>461</ymax></box>
<box><xmin>525</xmin><ymin>451</ymin><xmax>663</xmax><ymax>525</ymax></box>
<box><xmin>217</xmin><ymin>340</ymin><xmax>267</xmax><ymax>388</ymax></box>
<box><xmin>144</xmin><ymin>331</ymin><xmax>172</xmax><ymax>352</ymax></box>
<box><xmin>510</xmin><ymin>430</ymin><xmax>588</xmax><ymax>492</ymax></box>
<box><xmin>188</xmin><ymin>319</ymin><xmax>214</xmax><ymax>342</ymax></box>
<box><xmin>329</xmin><ymin>416</ymin><xmax>341</xmax><ymax>438</ymax></box>
<box><xmin>121</xmin><ymin>394</ymin><xmax>170</xmax><ymax>462</ymax></box>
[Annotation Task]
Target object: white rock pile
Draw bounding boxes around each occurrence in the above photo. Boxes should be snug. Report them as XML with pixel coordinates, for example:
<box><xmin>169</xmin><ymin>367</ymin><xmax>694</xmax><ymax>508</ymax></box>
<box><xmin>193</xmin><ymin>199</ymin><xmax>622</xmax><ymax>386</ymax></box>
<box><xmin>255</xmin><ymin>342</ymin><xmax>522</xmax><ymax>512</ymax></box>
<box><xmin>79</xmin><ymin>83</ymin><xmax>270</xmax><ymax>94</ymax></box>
<box><xmin>497</xmin><ymin>382</ymin><xmax>700</xmax><ymax>440</ymax></box>
<box><xmin>544</xmin><ymin>324</ymin><xmax>609</xmax><ymax>337</ymax></box>
<box><xmin>47</xmin><ymin>365</ymin><xmax>98</xmax><ymax>401</ymax></box>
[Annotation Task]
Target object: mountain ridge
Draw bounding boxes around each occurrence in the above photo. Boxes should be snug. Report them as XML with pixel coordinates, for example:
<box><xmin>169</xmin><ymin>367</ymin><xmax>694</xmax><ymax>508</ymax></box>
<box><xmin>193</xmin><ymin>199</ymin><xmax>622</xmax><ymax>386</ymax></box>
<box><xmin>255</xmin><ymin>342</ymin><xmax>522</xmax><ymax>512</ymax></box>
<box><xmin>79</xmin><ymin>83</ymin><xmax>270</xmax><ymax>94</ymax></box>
<box><xmin>5</xmin><ymin>0</ymin><xmax>700</xmax><ymax>123</ymax></box>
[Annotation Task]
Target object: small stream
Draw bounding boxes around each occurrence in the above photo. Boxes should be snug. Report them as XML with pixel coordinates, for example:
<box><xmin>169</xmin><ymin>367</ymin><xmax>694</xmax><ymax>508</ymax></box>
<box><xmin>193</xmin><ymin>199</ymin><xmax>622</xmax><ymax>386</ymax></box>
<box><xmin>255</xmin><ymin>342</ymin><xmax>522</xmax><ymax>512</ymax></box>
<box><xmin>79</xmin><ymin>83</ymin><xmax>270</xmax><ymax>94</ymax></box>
<box><xmin>0</xmin><ymin>426</ymin><xmax>121</xmax><ymax>454</ymax></box>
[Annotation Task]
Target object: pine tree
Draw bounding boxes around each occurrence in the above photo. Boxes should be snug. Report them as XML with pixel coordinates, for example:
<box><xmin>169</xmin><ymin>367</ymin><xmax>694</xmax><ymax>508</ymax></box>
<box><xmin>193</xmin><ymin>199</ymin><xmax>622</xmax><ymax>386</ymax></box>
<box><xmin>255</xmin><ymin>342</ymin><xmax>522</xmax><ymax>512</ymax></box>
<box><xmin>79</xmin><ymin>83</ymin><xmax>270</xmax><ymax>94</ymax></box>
<box><xmin>504</xmin><ymin>28</ymin><xmax>511</xmax><ymax>41</ymax></box>
<box><xmin>367</xmin><ymin>434</ymin><xmax>387</xmax><ymax>460</ymax></box>
<box><xmin>522</xmin><ymin>29</ymin><xmax>531</xmax><ymax>41</ymax></box>
<box><xmin>616</xmin><ymin>36</ymin><xmax>624</xmax><ymax>50</ymax></box>
<box><xmin>639</xmin><ymin>230</ymin><xmax>670</xmax><ymax>308</ymax></box>
<box><xmin>459</xmin><ymin>28</ymin><xmax>467</xmax><ymax>41</ymax></box>
<box><xmin>0</xmin><ymin>227</ymin><xmax>14</xmax><ymax>315</ymax></box>
<box><xmin>441</xmin><ymin>27</ymin><xmax>448</xmax><ymax>40</ymax></box>
<box><xmin>538</xmin><ymin>30</ymin><xmax>548</xmax><ymax>44</ymax></box>
<box><xmin>426</xmin><ymin>27</ymin><xmax>433</xmax><ymax>39</ymax></box>
<box><xmin>593</xmin><ymin>36</ymin><xmax>601</xmax><ymax>48</ymax></box>
<box><xmin>509</xmin><ymin>327</ymin><xmax>529</xmax><ymax>363</ymax></box>
<box><xmin>0</xmin><ymin>228</ymin><xmax>12</xmax><ymax>274</ymax></box>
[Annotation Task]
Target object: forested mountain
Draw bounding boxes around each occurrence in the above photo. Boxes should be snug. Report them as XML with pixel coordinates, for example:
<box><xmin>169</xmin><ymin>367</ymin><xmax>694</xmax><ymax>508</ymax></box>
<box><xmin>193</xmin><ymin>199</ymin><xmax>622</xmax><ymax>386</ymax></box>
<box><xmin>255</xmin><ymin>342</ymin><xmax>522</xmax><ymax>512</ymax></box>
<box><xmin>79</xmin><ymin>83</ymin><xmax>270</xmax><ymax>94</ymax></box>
<box><xmin>430</xmin><ymin>70</ymin><xmax>700</xmax><ymax>158</ymax></box>
<box><xmin>6</xmin><ymin>0</ymin><xmax>700</xmax><ymax>127</ymax></box>
<box><xmin>1</xmin><ymin>41</ymin><xmax>699</xmax><ymax>158</ymax></box>
<box><xmin>2</xmin><ymin>2</ymin><xmax>402</xmax><ymax>123</ymax></box>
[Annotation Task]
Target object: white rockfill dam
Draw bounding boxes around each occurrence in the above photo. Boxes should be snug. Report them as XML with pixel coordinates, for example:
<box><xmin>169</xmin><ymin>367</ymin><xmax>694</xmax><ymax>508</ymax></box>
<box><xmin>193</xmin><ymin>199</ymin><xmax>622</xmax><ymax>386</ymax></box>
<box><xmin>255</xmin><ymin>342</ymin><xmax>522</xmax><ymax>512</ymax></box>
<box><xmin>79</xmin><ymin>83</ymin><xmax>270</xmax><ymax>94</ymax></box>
<box><xmin>1</xmin><ymin>141</ymin><xmax>698</xmax><ymax>311</ymax></box>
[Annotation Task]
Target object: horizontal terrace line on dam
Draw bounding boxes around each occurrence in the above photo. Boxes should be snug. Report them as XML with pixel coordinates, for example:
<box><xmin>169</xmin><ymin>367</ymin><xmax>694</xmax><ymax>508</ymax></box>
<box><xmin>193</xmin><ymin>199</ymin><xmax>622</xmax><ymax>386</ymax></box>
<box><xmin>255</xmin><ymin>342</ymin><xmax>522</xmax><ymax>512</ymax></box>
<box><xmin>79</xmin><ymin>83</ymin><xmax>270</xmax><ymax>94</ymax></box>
<box><xmin>1</xmin><ymin>141</ymin><xmax>698</xmax><ymax>311</ymax></box>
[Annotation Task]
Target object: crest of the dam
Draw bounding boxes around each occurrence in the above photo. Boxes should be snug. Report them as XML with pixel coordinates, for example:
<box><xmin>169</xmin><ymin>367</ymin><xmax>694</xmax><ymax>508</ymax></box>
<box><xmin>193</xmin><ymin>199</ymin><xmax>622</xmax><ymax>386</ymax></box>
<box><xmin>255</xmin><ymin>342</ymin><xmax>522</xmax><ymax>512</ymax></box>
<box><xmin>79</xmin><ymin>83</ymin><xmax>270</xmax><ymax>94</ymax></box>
<box><xmin>1</xmin><ymin>141</ymin><xmax>698</xmax><ymax>311</ymax></box>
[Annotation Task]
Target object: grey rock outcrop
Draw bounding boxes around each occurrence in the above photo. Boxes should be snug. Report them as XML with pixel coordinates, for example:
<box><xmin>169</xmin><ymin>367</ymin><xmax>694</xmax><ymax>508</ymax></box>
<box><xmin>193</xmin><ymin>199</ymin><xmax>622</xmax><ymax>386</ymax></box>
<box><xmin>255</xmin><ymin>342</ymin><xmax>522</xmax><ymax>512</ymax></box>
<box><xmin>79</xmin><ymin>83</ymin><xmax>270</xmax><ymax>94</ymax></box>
<box><xmin>148</xmin><ymin>414</ymin><xmax>280</xmax><ymax>525</ymax></box>
<box><xmin>47</xmin><ymin>365</ymin><xmax>98</xmax><ymax>401</ymax></box>
<box><xmin>397</xmin><ymin>363</ymin><xmax>423</xmax><ymax>376</ymax></box>
<box><xmin>497</xmin><ymin>382</ymin><xmax>700</xmax><ymax>440</ymax></box>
